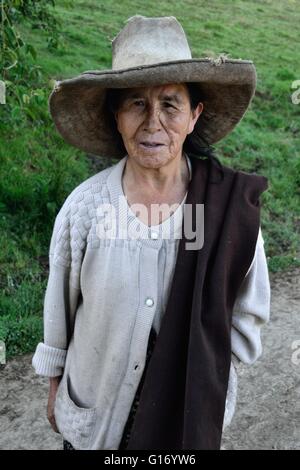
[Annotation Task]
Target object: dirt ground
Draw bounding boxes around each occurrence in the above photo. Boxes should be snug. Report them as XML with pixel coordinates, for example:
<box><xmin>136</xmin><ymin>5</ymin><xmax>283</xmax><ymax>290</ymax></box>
<box><xmin>0</xmin><ymin>268</ymin><xmax>299</xmax><ymax>450</ymax></box>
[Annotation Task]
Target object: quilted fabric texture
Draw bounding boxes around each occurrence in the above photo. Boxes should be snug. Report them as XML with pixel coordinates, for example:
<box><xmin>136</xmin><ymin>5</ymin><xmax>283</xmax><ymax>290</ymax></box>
<box><xmin>55</xmin><ymin>374</ymin><xmax>97</xmax><ymax>450</ymax></box>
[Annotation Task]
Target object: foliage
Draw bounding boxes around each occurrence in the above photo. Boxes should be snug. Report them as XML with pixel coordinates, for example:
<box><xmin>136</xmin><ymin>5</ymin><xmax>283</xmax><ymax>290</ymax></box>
<box><xmin>0</xmin><ymin>0</ymin><xmax>60</xmax><ymax>125</ymax></box>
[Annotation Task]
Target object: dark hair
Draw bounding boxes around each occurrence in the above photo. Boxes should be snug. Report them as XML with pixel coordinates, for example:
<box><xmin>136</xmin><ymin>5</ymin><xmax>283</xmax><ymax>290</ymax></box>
<box><xmin>104</xmin><ymin>83</ymin><xmax>224</xmax><ymax>182</ymax></box>
<box><xmin>104</xmin><ymin>88</ymin><xmax>127</xmax><ymax>157</ymax></box>
<box><xmin>183</xmin><ymin>82</ymin><xmax>224</xmax><ymax>182</ymax></box>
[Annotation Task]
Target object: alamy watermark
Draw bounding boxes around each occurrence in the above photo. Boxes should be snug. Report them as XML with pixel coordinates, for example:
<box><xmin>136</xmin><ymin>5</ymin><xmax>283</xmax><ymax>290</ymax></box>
<box><xmin>96</xmin><ymin>196</ymin><xmax>204</xmax><ymax>250</ymax></box>
<box><xmin>291</xmin><ymin>80</ymin><xmax>300</xmax><ymax>105</ymax></box>
<box><xmin>0</xmin><ymin>80</ymin><xmax>6</xmax><ymax>105</ymax></box>
<box><xmin>291</xmin><ymin>340</ymin><xmax>300</xmax><ymax>366</ymax></box>
<box><xmin>0</xmin><ymin>340</ymin><xmax>6</xmax><ymax>366</ymax></box>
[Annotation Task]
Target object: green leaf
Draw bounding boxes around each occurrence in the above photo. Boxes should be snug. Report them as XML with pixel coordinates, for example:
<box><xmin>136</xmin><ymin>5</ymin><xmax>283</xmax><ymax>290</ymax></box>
<box><xmin>25</xmin><ymin>44</ymin><xmax>37</xmax><ymax>60</ymax></box>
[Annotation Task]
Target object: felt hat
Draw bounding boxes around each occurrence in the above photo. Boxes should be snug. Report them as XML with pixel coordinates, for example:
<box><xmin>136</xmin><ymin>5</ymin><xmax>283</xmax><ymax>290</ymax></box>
<box><xmin>49</xmin><ymin>15</ymin><xmax>257</xmax><ymax>158</ymax></box>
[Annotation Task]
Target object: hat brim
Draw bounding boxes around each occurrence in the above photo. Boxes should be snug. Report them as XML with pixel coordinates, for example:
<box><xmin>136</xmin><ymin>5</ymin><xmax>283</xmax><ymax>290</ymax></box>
<box><xmin>49</xmin><ymin>58</ymin><xmax>256</xmax><ymax>158</ymax></box>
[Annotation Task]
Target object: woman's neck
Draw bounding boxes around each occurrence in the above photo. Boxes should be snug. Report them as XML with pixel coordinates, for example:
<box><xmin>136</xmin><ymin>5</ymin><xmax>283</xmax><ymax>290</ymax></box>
<box><xmin>122</xmin><ymin>152</ymin><xmax>190</xmax><ymax>201</ymax></box>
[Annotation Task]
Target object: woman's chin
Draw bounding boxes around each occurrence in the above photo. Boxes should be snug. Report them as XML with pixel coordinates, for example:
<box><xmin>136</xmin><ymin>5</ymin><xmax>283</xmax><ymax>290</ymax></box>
<box><xmin>137</xmin><ymin>154</ymin><xmax>169</xmax><ymax>168</ymax></box>
<box><xmin>127</xmin><ymin>147</ymin><xmax>168</xmax><ymax>166</ymax></box>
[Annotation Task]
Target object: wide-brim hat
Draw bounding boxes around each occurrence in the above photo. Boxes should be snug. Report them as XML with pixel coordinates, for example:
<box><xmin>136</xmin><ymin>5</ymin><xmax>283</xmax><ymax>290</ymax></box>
<box><xmin>49</xmin><ymin>15</ymin><xmax>257</xmax><ymax>158</ymax></box>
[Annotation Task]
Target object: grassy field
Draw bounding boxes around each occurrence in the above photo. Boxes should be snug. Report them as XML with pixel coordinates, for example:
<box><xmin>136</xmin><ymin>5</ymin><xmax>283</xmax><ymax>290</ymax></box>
<box><xmin>0</xmin><ymin>0</ymin><xmax>299</xmax><ymax>358</ymax></box>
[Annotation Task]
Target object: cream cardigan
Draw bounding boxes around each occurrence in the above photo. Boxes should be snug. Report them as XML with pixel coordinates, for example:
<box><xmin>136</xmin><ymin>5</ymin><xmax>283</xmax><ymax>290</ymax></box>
<box><xmin>32</xmin><ymin>154</ymin><xmax>271</xmax><ymax>449</ymax></box>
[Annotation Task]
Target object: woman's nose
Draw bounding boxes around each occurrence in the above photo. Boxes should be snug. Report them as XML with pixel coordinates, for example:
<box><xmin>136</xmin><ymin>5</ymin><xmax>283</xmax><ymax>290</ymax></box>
<box><xmin>143</xmin><ymin>105</ymin><xmax>162</xmax><ymax>131</ymax></box>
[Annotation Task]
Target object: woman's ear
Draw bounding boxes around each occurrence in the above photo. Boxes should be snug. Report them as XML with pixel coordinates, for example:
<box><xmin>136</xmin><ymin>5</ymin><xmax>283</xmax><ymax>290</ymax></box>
<box><xmin>188</xmin><ymin>102</ymin><xmax>204</xmax><ymax>135</ymax></box>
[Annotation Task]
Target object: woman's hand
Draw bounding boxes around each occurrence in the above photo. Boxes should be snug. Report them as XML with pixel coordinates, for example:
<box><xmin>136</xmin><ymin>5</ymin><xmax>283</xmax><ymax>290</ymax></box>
<box><xmin>47</xmin><ymin>375</ymin><xmax>62</xmax><ymax>433</ymax></box>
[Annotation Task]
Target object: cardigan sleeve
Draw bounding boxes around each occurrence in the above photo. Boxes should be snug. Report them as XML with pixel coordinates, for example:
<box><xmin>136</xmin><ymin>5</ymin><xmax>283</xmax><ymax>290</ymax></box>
<box><xmin>231</xmin><ymin>226</ymin><xmax>271</xmax><ymax>367</ymax></box>
<box><xmin>32</xmin><ymin>199</ymin><xmax>82</xmax><ymax>377</ymax></box>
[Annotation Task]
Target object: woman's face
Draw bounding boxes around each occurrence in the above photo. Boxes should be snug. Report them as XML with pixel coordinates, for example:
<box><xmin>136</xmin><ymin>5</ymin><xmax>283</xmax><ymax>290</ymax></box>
<box><xmin>113</xmin><ymin>83</ymin><xmax>203</xmax><ymax>169</ymax></box>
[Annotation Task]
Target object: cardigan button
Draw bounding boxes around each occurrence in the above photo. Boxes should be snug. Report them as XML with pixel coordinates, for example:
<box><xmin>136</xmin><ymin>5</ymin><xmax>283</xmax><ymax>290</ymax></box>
<box><xmin>150</xmin><ymin>231</ymin><xmax>159</xmax><ymax>239</ymax></box>
<box><xmin>145</xmin><ymin>297</ymin><xmax>154</xmax><ymax>307</ymax></box>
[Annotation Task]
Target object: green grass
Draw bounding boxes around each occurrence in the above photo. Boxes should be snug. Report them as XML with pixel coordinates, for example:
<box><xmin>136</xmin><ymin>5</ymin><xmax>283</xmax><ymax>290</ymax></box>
<box><xmin>0</xmin><ymin>0</ymin><xmax>299</xmax><ymax>358</ymax></box>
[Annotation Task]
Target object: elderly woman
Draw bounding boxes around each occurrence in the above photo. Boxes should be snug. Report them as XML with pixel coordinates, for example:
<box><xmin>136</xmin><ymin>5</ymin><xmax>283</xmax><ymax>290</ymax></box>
<box><xmin>32</xmin><ymin>15</ymin><xmax>270</xmax><ymax>450</ymax></box>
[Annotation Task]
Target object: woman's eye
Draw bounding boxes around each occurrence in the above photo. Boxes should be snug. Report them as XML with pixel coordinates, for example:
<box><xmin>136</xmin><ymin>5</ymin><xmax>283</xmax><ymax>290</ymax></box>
<box><xmin>134</xmin><ymin>100</ymin><xmax>144</xmax><ymax>106</ymax></box>
<box><xmin>163</xmin><ymin>103</ymin><xmax>174</xmax><ymax>109</ymax></box>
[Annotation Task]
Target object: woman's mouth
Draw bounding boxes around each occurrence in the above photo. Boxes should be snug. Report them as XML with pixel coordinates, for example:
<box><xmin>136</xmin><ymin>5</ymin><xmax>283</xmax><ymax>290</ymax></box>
<box><xmin>139</xmin><ymin>142</ymin><xmax>165</xmax><ymax>150</ymax></box>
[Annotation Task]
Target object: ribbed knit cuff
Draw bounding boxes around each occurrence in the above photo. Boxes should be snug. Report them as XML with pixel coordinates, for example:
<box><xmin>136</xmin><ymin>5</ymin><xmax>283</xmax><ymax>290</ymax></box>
<box><xmin>32</xmin><ymin>342</ymin><xmax>67</xmax><ymax>377</ymax></box>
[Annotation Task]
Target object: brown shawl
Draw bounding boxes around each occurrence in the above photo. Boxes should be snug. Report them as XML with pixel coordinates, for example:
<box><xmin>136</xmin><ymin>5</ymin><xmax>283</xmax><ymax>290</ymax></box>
<box><xmin>126</xmin><ymin>154</ymin><xmax>268</xmax><ymax>450</ymax></box>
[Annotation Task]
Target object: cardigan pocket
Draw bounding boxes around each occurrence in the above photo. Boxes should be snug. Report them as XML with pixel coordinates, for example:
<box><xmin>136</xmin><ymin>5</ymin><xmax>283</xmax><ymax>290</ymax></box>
<box><xmin>54</xmin><ymin>374</ymin><xmax>97</xmax><ymax>450</ymax></box>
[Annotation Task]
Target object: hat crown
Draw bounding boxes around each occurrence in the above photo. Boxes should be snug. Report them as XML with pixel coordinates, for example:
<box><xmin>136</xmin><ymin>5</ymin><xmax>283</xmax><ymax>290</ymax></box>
<box><xmin>112</xmin><ymin>15</ymin><xmax>192</xmax><ymax>70</ymax></box>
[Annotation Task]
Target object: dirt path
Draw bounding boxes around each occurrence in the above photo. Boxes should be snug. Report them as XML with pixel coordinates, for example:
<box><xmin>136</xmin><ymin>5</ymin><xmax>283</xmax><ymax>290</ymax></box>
<box><xmin>1</xmin><ymin>268</ymin><xmax>299</xmax><ymax>450</ymax></box>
